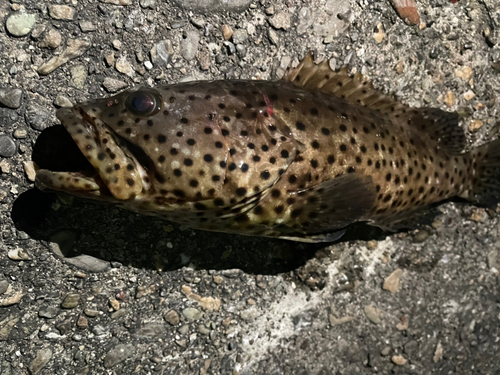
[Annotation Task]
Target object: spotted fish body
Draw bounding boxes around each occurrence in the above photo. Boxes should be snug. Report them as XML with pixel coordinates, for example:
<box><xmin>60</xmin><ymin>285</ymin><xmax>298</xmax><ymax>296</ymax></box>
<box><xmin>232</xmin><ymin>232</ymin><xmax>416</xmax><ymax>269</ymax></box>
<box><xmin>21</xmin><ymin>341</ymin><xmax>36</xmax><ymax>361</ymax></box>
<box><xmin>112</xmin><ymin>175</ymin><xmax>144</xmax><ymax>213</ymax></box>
<box><xmin>35</xmin><ymin>55</ymin><xmax>500</xmax><ymax>242</ymax></box>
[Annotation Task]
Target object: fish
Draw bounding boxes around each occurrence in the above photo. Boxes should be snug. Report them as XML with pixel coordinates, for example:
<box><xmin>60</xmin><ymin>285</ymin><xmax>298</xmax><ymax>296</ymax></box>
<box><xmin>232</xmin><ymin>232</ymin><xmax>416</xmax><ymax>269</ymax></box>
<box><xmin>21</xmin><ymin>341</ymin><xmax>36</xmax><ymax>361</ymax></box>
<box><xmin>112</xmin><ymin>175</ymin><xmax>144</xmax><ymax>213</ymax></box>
<box><xmin>35</xmin><ymin>54</ymin><xmax>500</xmax><ymax>242</ymax></box>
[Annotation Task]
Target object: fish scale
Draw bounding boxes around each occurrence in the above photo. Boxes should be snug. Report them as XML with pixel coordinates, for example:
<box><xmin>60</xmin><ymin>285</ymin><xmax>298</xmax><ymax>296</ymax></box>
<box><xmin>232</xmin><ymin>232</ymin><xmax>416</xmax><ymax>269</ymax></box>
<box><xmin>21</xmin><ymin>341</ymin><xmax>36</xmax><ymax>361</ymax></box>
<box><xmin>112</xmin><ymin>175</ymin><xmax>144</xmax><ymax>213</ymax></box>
<box><xmin>35</xmin><ymin>54</ymin><xmax>500</xmax><ymax>242</ymax></box>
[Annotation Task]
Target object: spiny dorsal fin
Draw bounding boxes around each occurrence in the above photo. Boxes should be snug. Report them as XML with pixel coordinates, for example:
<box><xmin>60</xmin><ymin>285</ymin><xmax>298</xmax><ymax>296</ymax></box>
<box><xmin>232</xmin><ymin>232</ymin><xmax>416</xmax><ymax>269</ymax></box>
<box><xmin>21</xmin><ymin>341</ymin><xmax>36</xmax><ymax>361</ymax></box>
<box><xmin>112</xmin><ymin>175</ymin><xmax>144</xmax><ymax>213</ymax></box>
<box><xmin>282</xmin><ymin>53</ymin><xmax>407</xmax><ymax>114</ymax></box>
<box><xmin>283</xmin><ymin>53</ymin><xmax>466</xmax><ymax>154</ymax></box>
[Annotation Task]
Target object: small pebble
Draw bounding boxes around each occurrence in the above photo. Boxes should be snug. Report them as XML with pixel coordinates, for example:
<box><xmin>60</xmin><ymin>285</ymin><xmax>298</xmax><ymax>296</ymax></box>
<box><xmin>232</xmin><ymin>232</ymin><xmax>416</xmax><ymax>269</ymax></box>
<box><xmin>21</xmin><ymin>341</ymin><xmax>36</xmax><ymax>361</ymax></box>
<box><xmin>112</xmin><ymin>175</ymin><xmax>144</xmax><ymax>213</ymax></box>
<box><xmin>104</xmin><ymin>344</ymin><xmax>134</xmax><ymax>368</ymax></box>
<box><xmin>103</xmin><ymin>78</ymin><xmax>128</xmax><ymax>93</ymax></box>
<box><xmin>115</xmin><ymin>56</ymin><xmax>133</xmax><ymax>76</ymax></box>
<box><xmin>48</xmin><ymin>5</ymin><xmax>75</xmax><ymax>20</ymax></box>
<box><xmin>383</xmin><ymin>269</ymin><xmax>403</xmax><ymax>294</ymax></box>
<box><xmin>61</xmin><ymin>293</ymin><xmax>80</xmax><ymax>309</ymax></box>
<box><xmin>433</xmin><ymin>342</ymin><xmax>443</xmax><ymax>363</ymax></box>
<box><xmin>39</xmin><ymin>29</ymin><xmax>62</xmax><ymax>49</ymax></box>
<box><xmin>139</xmin><ymin>0</ymin><xmax>156</xmax><ymax>9</ymax></box>
<box><xmin>79</xmin><ymin>20</ymin><xmax>96</xmax><ymax>32</ymax></box>
<box><xmin>0</xmin><ymin>88</ymin><xmax>23</xmax><ymax>109</ymax></box>
<box><xmin>413</xmin><ymin>229</ymin><xmax>430</xmax><ymax>243</ymax></box>
<box><xmin>268</xmin><ymin>28</ymin><xmax>279</xmax><ymax>45</ymax></box>
<box><xmin>391</xmin><ymin>354</ymin><xmax>407</xmax><ymax>366</ymax></box>
<box><xmin>463</xmin><ymin>90</ymin><xmax>475</xmax><ymax>101</ymax></box>
<box><xmin>222</xmin><ymin>25</ymin><xmax>233</xmax><ymax>41</ymax></box>
<box><xmin>269</xmin><ymin>12</ymin><xmax>291</xmax><ymax>30</ymax></box>
<box><xmin>38</xmin><ymin>39</ymin><xmax>91</xmax><ymax>75</ymax></box>
<box><xmin>23</xmin><ymin>161</ymin><xmax>36</xmax><ymax>181</ymax></box>
<box><xmin>373</xmin><ymin>23</ymin><xmax>385</xmax><ymax>43</ymax></box>
<box><xmin>364</xmin><ymin>305</ymin><xmax>381</xmax><ymax>324</ymax></box>
<box><xmin>100</xmin><ymin>0</ymin><xmax>132</xmax><ymax>5</ymax></box>
<box><xmin>182</xmin><ymin>307</ymin><xmax>202</xmax><ymax>320</ymax></box>
<box><xmin>181</xmin><ymin>31</ymin><xmax>200</xmax><ymax>61</ymax></box>
<box><xmin>54</xmin><ymin>95</ymin><xmax>73</xmax><ymax>108</ymax></box>
<box><xmin>28</xmin><ymin>349</ymin><xmax>53</xmax><ymax>375</ymax></box>
<box><xmin>0</xmin><ymin>136</ymin><xmax>17</xmax><ymax>157</ymax></box>
<box><xmin>232</xmin><ymin>29</ymin><xmax>248</xmax><ymax>44</ymax></box>
<box><xmin>84</xmin><ymin>309</ymin><xmax>99</xmax><ymax>317</ymax></box>
<box><xmin>164</xmin><ymin>310</ymin><xmax>180</xmax><ymax>325</ymax></box>
<box><xmin>112</xmin><ymin>39</ymin><xmax>122</xmax><ymax>50</ymax></box>
<box><xmin>8</xmin><ymin>247</ymin><xmax>31</xmax><ymax>260</ymax></box>
<box><xmin>6</xmin><ymin>13</ymin><xmax>37</xmax><ymax>37</ymax></box>
<box><xmin>150</xmin><ymin>40</ymin><xmax>173</xmax><ymax>67</ymax></box>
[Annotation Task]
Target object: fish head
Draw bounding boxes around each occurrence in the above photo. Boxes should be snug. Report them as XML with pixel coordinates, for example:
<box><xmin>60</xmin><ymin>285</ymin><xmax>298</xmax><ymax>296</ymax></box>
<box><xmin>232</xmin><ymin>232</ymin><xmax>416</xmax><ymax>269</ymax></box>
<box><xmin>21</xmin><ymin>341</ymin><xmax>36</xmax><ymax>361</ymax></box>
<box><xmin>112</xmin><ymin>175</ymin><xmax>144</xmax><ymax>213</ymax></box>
<box><xmin>36</xmin><ymin>86</ymin><xmax>229</xmax><ymax>208</ymax></box>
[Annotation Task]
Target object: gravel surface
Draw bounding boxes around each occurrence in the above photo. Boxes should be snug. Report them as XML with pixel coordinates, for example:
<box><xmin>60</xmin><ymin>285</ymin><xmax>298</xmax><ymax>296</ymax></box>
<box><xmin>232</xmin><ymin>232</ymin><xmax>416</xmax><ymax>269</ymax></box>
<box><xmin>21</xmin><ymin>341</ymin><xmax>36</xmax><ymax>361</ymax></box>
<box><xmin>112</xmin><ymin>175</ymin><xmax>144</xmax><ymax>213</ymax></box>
<box><xmin>1</xmin><ymin>0</ymin><xmax>500</xmax><ymax>374</ymax></box>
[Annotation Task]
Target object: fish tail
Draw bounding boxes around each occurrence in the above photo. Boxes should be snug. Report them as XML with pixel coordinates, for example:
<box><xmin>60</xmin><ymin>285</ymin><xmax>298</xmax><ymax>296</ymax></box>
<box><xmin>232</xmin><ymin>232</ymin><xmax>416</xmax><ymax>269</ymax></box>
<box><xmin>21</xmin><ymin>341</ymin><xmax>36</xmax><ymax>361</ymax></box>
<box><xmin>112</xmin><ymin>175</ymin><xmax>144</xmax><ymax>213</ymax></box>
<box><xmin>467</xmin><ymin>138</ymin><xmax>500</xmax><ymax>206</ymax></box>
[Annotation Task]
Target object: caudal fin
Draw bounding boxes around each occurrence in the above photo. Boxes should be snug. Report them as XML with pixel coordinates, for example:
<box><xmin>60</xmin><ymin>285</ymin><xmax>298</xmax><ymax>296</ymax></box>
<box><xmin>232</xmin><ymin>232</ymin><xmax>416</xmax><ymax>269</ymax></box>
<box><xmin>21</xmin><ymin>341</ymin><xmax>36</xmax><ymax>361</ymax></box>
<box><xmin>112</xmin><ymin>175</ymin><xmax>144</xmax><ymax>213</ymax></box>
<box><xmin>469</xmin><ymin>138</ymin><xmax>500</xmax><ymax>206</ymax></box>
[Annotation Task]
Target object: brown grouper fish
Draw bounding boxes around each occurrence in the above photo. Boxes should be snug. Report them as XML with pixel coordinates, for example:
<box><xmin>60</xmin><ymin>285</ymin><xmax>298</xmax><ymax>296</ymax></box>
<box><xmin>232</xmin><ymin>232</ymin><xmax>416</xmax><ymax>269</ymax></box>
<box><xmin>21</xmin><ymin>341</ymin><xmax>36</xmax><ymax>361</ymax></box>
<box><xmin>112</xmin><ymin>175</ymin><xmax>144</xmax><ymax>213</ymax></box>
<box><xmin>35</xmin><ymin>55</ymin><xmax>500</xmax><ymax>242</ymax></box>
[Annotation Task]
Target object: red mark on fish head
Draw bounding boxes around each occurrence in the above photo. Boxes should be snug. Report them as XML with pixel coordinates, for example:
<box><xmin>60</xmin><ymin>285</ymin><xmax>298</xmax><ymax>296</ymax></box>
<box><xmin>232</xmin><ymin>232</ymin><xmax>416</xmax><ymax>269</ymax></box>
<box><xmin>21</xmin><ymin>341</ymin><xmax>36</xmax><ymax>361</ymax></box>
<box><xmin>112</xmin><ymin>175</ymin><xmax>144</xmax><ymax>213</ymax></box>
<box><xmin>106</xmin><ymin>100</ymin><xmax>114</xmax><ymax>107</ymax></box>
<box><xmin>450</xmin><ymin>0</ymin><xmax>458</xmax><ymax>3</ymax></box>
<box><xmin>262</xmin><ymin>93</ymin><xmax>274</xmax><ymax>117</ymax></box>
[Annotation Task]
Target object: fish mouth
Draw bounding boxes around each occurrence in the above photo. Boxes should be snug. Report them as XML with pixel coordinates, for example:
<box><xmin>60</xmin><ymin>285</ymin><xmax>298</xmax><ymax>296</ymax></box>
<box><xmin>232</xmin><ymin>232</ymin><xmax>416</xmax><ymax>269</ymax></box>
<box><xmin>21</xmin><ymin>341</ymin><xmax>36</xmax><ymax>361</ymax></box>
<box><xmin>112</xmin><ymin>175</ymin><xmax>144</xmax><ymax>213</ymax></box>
<box><xmin>35</xmin><ymin>106</ymin><xmax>146</xmax><ymax>201</ymax></box>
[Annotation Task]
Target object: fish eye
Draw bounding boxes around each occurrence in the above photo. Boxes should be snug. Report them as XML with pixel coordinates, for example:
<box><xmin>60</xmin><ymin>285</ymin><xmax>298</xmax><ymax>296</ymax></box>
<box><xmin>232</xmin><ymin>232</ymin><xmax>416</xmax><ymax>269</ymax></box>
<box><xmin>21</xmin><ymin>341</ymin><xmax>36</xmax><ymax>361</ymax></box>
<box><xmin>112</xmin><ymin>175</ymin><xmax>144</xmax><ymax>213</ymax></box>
<box><xmin>125</xmin><ymin>90</ymin><xmax>161</xmax><ymax>116</ymax></box>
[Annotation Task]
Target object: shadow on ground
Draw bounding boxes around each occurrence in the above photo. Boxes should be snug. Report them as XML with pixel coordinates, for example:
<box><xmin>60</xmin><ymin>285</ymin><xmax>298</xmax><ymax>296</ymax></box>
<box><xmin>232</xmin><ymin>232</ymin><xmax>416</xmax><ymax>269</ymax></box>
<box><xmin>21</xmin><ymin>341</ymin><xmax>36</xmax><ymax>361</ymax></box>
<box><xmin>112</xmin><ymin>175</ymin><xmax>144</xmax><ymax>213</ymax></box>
<box><xmin>11</xmin><ymin>126</ymin><xmax>387</xmax><ymax>274</ymax></box>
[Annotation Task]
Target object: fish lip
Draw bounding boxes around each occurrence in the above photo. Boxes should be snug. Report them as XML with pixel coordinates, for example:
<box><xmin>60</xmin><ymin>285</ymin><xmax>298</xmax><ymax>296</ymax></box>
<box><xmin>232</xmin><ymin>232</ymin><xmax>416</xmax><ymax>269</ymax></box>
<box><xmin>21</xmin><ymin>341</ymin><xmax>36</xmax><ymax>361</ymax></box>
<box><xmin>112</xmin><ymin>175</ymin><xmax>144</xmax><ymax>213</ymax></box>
<box><xmin>51</xmin><ymin>106</ymin><xmax>146</xmax><ymax>200</ymax></box>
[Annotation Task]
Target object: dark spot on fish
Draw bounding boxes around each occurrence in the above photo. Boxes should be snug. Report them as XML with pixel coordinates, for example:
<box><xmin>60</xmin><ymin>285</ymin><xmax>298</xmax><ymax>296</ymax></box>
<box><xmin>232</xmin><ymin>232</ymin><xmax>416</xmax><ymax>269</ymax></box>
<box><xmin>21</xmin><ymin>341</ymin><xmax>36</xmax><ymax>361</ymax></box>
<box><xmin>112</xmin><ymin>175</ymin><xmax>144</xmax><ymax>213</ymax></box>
<box><xmin>310</xmin><ymin>160</ymin><xmax>318</xmax><ymax>168</ymax></box>
<box><xmin>181</xmin><ymin>118</ymin><xmax>189</xmax><ymax>124</ymax></box>
<box><xmin>204</xmin><ymin>154</ymin><xmax>213</xmax><ymax>162</ymax></box>
<box><xmin>155</xmin><ymin>173</ymin><xmax>166</xmax><ymax>183</ymax></box>
<box><xmin>327</xmin><ymin>155</ymin><xmax>335</xmax><ymax>164</ymax></box>
<box><xmin>236</xmin><ymin>187</ymin><xmax>247</xmax><ymax>196</ymax></box>
<box><xmin>254</xmin><ymin>206</ymin><xmax>264</xmax><ymax>215</ymax></box>
<box><xmin>311</xmin><ymin>141</ymin><xmax>320</xmax><ymax>149</ymax></box>
<box><xmin>241</xmin><ymin>163</ymin><xmax>249</xmax><ymax>173</ymax></box>
<box><xmin>187</xmin><ymin>139</ymin><xmax>196</xmax><ymax>146</ymax></box>
<box><xmin>174</xmin><ymin>169</ymin><xmax>182</xmax><ymax>177</ymax></box>
<box><xmin>260</xmin><ymin>170</ymin><xmax>270</xmax><ymax>180</ymax></box>
<box><xmin>215</xmin><ymin>141</ymin><xmax>223</xmax><ymax>148</ymax></box>
<box><xmin>184</xmin><ymin>158</ymin><xmax>193</xmax><ymax>166</ymax></box>
<box><xmin>296</xmin><ymin>121</ymin><xmax>306</xmax><ymax>131</ymax></box>
<box><xmin>274</xmin><ymin>205</ymin><xmax>284</xmax><ymax>214</ymax></box>
<box><xmin>170</xmin><ymin>148</ymin><xmax>178</xmax><ymax>155</ymax></box>
<box><xmin>158</xmin><ymin>155</ymin><xmax>166</xmax><ymax>162</ymax></box>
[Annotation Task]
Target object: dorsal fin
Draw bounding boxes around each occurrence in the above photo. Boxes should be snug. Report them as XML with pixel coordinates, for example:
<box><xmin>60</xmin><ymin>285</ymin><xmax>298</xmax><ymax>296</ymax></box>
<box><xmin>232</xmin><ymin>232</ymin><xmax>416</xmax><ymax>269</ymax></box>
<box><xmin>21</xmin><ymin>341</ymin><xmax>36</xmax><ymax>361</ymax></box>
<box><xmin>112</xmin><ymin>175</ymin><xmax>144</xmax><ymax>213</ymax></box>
<box><xmin>283</xmin><ymin>53</ymin><xmax>466</xmax><ymax>154</ymax></box>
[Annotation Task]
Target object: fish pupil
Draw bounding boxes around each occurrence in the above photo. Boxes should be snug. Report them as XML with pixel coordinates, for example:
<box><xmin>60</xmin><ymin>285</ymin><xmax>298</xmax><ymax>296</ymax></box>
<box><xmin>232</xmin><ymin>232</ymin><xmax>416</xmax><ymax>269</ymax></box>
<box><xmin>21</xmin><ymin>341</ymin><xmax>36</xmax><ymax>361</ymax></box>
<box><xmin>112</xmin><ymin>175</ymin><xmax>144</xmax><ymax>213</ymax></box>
<box><xmin>126</xmin><ymin>90</ymin><xmax>161</xmax><ymax>116</ymax></box>
<box><xmin>132</xmin><ymin>94</ymin><xmax>154</xmax><ymax>112</ymax></box>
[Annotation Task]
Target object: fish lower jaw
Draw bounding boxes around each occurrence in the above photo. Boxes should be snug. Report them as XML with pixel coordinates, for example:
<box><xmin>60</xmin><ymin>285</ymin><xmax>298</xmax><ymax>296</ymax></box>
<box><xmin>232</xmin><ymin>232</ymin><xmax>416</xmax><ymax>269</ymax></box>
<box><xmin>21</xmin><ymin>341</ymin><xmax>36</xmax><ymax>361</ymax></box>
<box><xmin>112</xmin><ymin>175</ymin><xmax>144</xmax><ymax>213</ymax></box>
<box><xmin>35</xmin><ymin>169</ymin><xmax>101</xmax><ymax>194</ymax></box>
